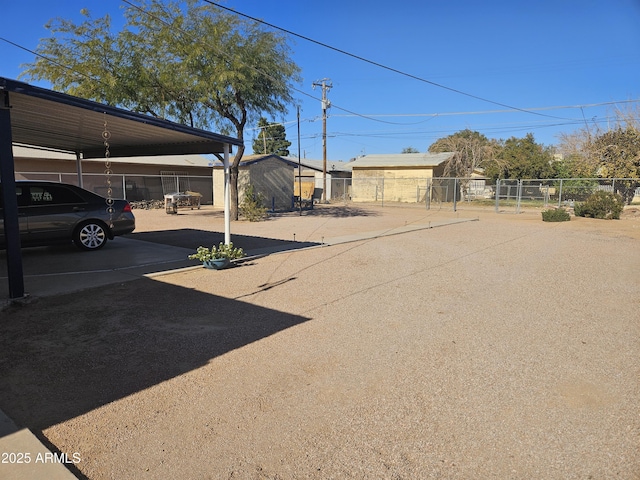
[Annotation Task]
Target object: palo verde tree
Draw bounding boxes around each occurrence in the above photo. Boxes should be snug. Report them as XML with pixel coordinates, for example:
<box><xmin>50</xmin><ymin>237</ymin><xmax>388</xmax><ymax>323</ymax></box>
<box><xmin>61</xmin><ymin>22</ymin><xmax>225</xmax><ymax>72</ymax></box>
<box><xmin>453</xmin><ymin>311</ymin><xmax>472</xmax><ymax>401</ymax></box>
<box><xmin>252</xmin><ymin>117</ymin><xmax>291</xmax><ymax>156</ymax></box>
<box><xmin>22</xmin><ymin>0</ymin><xmax>301</xmax><ymax>220</ymax></box>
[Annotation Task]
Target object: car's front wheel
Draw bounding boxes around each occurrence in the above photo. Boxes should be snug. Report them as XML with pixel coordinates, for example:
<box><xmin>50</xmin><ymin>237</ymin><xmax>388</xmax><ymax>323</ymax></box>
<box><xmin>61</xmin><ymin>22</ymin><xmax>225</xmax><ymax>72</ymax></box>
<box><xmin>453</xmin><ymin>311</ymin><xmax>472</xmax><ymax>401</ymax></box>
<box><xmin>74</xmin><ymin>221</ymin><xmax>108</xmax><ymax>250</ymax></box>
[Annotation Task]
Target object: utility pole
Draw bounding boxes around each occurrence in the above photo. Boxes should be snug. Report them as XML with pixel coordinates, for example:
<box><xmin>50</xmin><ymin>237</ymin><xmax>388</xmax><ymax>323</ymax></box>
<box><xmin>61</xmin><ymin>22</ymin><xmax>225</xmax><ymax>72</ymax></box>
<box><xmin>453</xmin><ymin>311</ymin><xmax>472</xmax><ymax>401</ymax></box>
<box><xmin>313</xmin><ymin>78</ymin><xmax>332</xmax><ymax>203</ymax></box>
<box><xmin>297</xmin><ymin>106</ymin><xmax>302</xmax><ymax>216</ymax></box>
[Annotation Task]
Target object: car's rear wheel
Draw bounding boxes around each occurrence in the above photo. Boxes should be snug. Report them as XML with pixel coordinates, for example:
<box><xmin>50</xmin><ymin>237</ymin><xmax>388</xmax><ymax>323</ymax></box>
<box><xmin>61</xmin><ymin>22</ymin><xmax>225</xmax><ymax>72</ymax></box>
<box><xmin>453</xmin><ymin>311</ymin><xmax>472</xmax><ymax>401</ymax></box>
<box><xmin>74</xmin><ymin>221</ymin><xmax>108</xmax><ymax>250</ymax></box>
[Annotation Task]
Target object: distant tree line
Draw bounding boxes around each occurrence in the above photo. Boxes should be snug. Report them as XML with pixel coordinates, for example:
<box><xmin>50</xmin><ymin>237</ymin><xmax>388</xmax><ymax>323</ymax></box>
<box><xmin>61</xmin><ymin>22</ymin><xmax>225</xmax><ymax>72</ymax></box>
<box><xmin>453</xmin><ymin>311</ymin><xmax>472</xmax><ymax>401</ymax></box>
<box><xmin>402</xmin><ymin>107</ymin><xmax>640</xmax><ymax>204</ymax></box>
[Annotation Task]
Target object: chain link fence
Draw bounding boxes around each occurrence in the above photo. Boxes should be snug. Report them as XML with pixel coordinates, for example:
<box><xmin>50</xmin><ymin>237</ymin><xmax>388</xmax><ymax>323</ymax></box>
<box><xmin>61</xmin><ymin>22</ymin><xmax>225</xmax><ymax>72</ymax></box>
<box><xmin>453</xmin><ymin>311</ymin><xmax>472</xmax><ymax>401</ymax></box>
<box><xmin>496</xmin><ymin>178</ymin><xmax>640</xmax><ymax>213</ymax></box>
<box><xmin>15</xmin><ymin>172</ymin><xmax>213</xmax><ymax>205</ymax></box>
<box><xmin>330</xmin><ymin>176</ymin><xmax>639</xmax><ymax>213</ymax></box>
<box><xmin>330</xmin><ymin>177</ymin><xmax>496</xmax><ymax>209</ymax></box>
<box><xmin>15</xmin><ymin>172</ymin><xmax>640</xmax><ymax>213</ymax></box>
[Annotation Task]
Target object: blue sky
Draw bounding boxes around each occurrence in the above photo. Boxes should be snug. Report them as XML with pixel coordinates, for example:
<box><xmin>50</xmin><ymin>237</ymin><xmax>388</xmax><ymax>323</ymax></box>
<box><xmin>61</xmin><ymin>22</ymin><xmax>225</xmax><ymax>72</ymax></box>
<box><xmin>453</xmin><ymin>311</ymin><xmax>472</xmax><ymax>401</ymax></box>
<box><xmin>1</xmin><ymin>0</ymin><xmax>639</xmax><ymax>161</ymax></box>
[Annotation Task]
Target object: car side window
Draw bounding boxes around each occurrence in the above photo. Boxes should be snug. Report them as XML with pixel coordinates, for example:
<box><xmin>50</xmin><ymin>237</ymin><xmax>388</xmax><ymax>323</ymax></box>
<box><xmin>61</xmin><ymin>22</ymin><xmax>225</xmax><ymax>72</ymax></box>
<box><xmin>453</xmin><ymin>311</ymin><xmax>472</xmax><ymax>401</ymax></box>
<box><xmin>16</xmin><ymin>186</ymin><xmax>29</xmax><ymax>207</ymax></box>
<box><xmin>0</xmin><ymin>186</ymin><xmax>29</xmax><ymax>208</ymax></box>
<box><xmin>28</xmin><ymin>185</ymin><xmax>85</xmax><ymax>206</ymax></box>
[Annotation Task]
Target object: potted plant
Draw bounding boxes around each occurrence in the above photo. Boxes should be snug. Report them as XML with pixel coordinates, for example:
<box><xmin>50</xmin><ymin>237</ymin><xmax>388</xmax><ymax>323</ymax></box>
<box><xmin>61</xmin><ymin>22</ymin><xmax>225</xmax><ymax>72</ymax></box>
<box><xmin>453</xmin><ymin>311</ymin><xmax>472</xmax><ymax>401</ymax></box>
<box><xmin>188</xmin><ymin>242</ymin><xmax>244</xmax><ymax>270</ymax></box>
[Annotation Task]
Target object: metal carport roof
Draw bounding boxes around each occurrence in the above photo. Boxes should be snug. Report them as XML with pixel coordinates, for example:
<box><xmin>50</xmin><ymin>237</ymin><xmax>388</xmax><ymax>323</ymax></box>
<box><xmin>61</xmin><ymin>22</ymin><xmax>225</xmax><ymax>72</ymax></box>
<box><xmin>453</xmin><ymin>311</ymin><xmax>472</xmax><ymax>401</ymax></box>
<box><xmin>1</xmin><ymin>77</ymin><xmax>243</xmax><ymax>299</ymax></box>
<box><xmin>1</xmin><ymin>77</ymin><xmax>242</xmax><ymax>157</ymax></box>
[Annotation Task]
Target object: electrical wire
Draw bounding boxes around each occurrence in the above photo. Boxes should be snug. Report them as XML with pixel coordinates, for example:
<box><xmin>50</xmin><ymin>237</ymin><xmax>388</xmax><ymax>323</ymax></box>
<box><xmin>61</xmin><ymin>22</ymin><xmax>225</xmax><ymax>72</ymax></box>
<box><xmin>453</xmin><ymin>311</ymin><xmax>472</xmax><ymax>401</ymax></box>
<box><xmin>0</xmin><ymin>36</ymin><xmax>105</xmax><ymax>87</ymax></box>
<box><xmin>6</xmin><ymin>25</ymin><xmax>633</xmax><ymax>133</ymax></box>
<box><xmin>119</xmin><ymin>0</ymin><xmax>418</xmax><ymax>127</ymax></box>
<box><xmin>203</xmin><ymin>0</ymin><xmax>575</xmax><ymax>122</ymax></box>
<box><xmin>328</xmin><ymin>99</ymin><xmax>640</xmax><ymax>119</ymax></box>
<box><xmin>3</xmin><ymin>3</ymin><xmax>633</xmax><ymax>141</ymax></box>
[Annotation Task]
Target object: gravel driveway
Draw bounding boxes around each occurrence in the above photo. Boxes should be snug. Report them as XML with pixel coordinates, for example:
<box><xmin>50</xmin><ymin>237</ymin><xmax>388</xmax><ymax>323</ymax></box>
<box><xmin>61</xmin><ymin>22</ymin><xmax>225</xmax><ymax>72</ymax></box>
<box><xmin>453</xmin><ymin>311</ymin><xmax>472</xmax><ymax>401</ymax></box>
<box><xmin>1</xmin><ymin>204</ymin><xmax>638</xmax><ymax>479</ymax></box>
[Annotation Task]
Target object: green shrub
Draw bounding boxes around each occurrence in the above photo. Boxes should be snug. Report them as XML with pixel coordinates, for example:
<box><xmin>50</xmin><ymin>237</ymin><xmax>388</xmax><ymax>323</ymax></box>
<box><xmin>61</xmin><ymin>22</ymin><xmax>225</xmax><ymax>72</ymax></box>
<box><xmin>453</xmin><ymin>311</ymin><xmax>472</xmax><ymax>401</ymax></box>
<box><xmin>574</xmin><ymin>191</ymin><xmax>624</xmax><ymax>220</ymax></box>
<box><xmin>188</xmin><ymin>242</ymin><xmax>244</xmax><ymax>261</ymax></box>
<box><xmin>542</xmin><ymin>208</ymin><xmax>571</xmax><ymax>222</ymax></box>
<box><xmin>239</xmin><ymin>184</ymin><xmax>268</xmax><ymax>221</ymax></box>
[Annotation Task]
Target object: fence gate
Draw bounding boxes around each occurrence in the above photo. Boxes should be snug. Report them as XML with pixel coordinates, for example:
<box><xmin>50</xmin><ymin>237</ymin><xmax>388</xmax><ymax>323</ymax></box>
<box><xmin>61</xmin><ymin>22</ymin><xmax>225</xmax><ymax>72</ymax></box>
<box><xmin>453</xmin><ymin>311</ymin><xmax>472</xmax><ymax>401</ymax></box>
<box><xmin>161</xmin><ymin>171</ymin><xmax>192</xmax><ymax>195</ymax></box>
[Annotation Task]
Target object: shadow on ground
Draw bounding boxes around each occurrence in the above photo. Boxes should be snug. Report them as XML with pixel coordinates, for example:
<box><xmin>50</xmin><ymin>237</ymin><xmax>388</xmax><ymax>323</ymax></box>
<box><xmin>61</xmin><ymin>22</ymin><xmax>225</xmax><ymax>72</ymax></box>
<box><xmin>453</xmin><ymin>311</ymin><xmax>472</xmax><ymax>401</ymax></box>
<box><xmin>275</xmin><ymin>204</ymin><xmax>381</xmax><ymax>218</ymax></box>
<box><xmin>128</xmin><ymin>228</ymin><xmax>318</xmax><ymax>253</ymax></box>
<box><xmin>0</xmin><ymin>277</ymin><xmax>311</xmax><ymax>433</ymax></box>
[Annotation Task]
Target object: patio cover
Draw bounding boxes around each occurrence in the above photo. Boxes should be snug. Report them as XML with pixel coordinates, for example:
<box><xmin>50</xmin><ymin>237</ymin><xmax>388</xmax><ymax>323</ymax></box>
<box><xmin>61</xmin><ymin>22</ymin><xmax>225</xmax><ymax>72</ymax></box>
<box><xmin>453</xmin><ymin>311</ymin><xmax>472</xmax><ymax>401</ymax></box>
<box><xmin>1</xmin><ymin>77</ymin><xmax>243</xmax><ymax>299</ymax></box>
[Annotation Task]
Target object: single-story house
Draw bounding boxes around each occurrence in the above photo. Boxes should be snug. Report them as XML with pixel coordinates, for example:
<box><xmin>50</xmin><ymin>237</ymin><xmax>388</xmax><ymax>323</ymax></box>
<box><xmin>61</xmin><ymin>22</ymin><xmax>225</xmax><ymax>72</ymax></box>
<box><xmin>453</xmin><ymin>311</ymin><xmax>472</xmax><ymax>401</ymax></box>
<box><xmin>213</xmin><ymin>154</ymin><xmax>297</xmax><ymax>211</ymax></box>
<box><xmin>349</xmin><ymin>152</ymin><xmax>455</xmax><ymax>203</ymax></box>
<box><xmin>10</xmin><ymin>145</ymin><xmax>216</xmax><ymax>203</ymax></box>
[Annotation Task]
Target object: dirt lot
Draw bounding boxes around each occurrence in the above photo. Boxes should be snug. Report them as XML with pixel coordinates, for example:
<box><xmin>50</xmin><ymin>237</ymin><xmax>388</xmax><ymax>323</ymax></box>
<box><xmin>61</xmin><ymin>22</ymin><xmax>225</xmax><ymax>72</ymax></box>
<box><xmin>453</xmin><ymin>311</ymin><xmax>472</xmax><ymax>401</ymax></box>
<box><xmin>1</xmin><ymin>204</ymin><xmax>639</xmax><ymax>479</ymax></box>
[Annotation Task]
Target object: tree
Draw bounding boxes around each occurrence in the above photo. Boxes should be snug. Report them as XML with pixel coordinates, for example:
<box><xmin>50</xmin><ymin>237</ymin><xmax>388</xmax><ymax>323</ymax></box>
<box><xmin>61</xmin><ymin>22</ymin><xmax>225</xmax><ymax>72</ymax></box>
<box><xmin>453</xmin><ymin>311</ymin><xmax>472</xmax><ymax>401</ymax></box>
<box><xmin>428</xmin><ymin>129</ymin><xmax>497</xmax><ymax>177</ymax></box>
<box><xmin>484</xmin><ymin>133</ymin><xmax>554</xmax><ymax>180</ymax></box>
<box><xmin>555</xmin><ymin>106</ymin><xmax>640</xmax><ymax>203</ymax></box>
<box><xmin>21</xmin><ymin>0</ymin><xmax>301</xmax><ymax>220</ymax></box>
<box><xmin>252</xmin><ymin>117</ymin><xmax>291</xmax><ymax>156</ymax></box>
<box><xmin>591</xmin><ymin>126</ymin><xmax>640</xmax><ymax>204</ymax></box>
<box><xmin>555</xmin><ymin>128</ymin><xmax>600</xmax><ymax>178</ymax></box>
<box><xmin>401</xmin><ymin>147</ymin><xmax>420</xmax><ymax>153</ymax></box>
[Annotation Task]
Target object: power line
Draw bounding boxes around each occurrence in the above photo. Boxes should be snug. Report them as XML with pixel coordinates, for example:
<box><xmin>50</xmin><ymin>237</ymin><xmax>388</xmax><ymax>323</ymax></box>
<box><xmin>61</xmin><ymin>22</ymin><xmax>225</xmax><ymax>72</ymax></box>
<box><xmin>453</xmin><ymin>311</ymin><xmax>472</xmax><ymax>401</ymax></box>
<box><xmin>6</xmin><ymin>25</ymin><xmax>633</xmax><ymax>129</ymax></box>
<box><xmin>3</xmin><ymin>31</ymin><xmax>623</xmax><ymax>152</ymax></box>
<box><xmin>118</xmin><ymin>0</ymin><xmax>418</xmax><ymax>128</ymax></box>
<box><xmin>0</xmin><ymin>8</ymin><xmax>586</xmax><ymax>132</ymax></box>
<box><xmin>328</xmin><ymin>99</ymin><xmax>640</xmax><ymax>119</ymax></box>
<box><xmin>0</xmin><ymin>36</ymin><xmax>103</xmax><ymax>87</ymax></box>
<box><xmin>203</xmin><ymin>0</ymin><xmax>574</xmax><ymax>121</ymax></box>
<box><xmin>4</xmin><ymin>2</ymin><xmax>632</xmax><ymax>142</ymax></box>
<box><xmin>2</xmin><ymin>4</ymin><xmax>335</xmax><ymax>125</ymax></box>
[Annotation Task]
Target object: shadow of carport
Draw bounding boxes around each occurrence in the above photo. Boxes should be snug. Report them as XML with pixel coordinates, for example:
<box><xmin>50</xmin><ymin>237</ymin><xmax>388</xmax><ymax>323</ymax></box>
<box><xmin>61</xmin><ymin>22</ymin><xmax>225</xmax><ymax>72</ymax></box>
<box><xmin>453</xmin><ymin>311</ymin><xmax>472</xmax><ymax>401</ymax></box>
<box><xmin>0</xmin><ymin>237</ymin><xmax>196</xmax><ymax>299</ymax></box>
<box><xmin>0</xmin><ymin>229</ymin><xmax>320</xmax><ymax>300</ymax></box>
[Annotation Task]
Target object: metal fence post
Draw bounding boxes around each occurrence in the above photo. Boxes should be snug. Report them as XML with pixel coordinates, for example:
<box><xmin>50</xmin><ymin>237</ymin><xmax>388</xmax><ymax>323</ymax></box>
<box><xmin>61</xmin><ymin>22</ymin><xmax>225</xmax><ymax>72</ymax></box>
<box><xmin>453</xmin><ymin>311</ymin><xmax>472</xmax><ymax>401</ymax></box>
<box><xmin>543</xmin><ymin>184</ymin><xmax>549</xmax><ymax>206</ymax></box>
<box><xmin>558</xmin><ymin>178</ymin><xmax>563</xmax><ymax>206</ymax></box>
<box><xmin>495</xmin><ymin>179</ymin><xmax>500</xmax><ymax>213</ymax></box>
<box><xmin>426</xmin><ymin>179</ymin><xmax>431</xmax><ymax>210</ymax></box>
<box><xmin>453</xmin><ymin>178</ymin><xmax>458</xmax><ymax>212</ymax></box>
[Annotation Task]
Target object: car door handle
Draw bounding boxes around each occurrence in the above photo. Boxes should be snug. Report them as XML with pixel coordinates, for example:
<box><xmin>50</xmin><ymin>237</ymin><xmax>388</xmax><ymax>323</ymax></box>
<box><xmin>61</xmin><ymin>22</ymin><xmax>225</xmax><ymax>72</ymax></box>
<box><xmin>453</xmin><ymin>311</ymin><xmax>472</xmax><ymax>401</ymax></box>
<box><xmin>73</xmin><ymin>206</ymin><xmax>86</xmax><ymax>212</ymax></box>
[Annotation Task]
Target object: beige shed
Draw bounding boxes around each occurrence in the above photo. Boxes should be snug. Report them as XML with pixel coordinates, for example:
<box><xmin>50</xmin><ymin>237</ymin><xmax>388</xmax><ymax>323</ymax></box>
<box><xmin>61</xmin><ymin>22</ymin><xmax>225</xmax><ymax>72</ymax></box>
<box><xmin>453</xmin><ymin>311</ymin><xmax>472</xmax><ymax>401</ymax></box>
<box><xmin>213</xmin><ymin>154</ymin><xmax>296</xmax><ymax>211</ymax></box>
<box><xmin>349</xmin><ymin>152</ymin><xmax>454</xmax><ymax>203</ymax></box>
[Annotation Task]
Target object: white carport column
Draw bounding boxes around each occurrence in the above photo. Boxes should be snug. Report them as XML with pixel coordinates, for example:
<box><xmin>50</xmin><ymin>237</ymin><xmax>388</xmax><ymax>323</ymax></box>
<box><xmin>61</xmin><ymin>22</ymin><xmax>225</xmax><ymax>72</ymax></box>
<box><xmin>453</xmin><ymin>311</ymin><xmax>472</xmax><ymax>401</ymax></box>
<box><xmin>75</xmin><ymin>152</ymin><xmax>84</xmax><ymax>188</ymax></box>
<box><xmin>223</xmin><ymin>143</ymin><xmax>231</xmax><ymax>245</ymax></box>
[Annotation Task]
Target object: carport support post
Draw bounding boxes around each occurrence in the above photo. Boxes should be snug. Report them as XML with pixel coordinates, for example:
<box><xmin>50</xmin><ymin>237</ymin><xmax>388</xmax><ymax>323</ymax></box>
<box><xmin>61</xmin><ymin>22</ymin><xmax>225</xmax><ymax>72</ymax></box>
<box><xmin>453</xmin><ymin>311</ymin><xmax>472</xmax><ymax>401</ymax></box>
<box><xmin>75</xmin><ymin>152</ymin><xmax>84</xmax><ymax>188</ymax></box>
<box><xmin>0</xmin><ymin>90</ymin><xmax>25</xmax><ymax>298</ymax></box>
<box><xmin>223</xmin><ymin>143</ymin><xmax>231</xmax><ymax>245</ymax></box>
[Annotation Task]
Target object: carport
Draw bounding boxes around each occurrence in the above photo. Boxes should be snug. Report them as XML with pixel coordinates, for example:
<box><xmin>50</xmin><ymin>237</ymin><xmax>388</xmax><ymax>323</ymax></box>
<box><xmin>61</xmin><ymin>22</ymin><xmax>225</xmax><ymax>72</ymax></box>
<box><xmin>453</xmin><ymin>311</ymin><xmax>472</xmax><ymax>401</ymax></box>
<box><xmin>1</xmin><ymin>77</ymin><xmax>243</xmax><ymax>299</ymax></box>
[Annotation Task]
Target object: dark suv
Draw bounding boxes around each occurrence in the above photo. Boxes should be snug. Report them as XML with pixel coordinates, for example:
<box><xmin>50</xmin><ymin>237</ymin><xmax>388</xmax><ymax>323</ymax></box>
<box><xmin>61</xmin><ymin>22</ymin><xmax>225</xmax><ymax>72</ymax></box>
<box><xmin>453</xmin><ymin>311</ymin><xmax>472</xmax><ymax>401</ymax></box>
<box><xmin>0</xmin><ymin>181</ymin><xmax>135</xmax><ymax>250</ymax></box>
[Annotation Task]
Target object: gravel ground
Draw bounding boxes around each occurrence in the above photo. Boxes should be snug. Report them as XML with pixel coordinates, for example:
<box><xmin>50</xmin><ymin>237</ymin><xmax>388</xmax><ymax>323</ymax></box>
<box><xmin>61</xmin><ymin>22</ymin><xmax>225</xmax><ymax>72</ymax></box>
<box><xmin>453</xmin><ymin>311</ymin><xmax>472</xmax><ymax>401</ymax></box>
<box><xmin>1</xmin><ymin>204</ymin><xmax>639</xmax><ymax>479</ymax></box>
